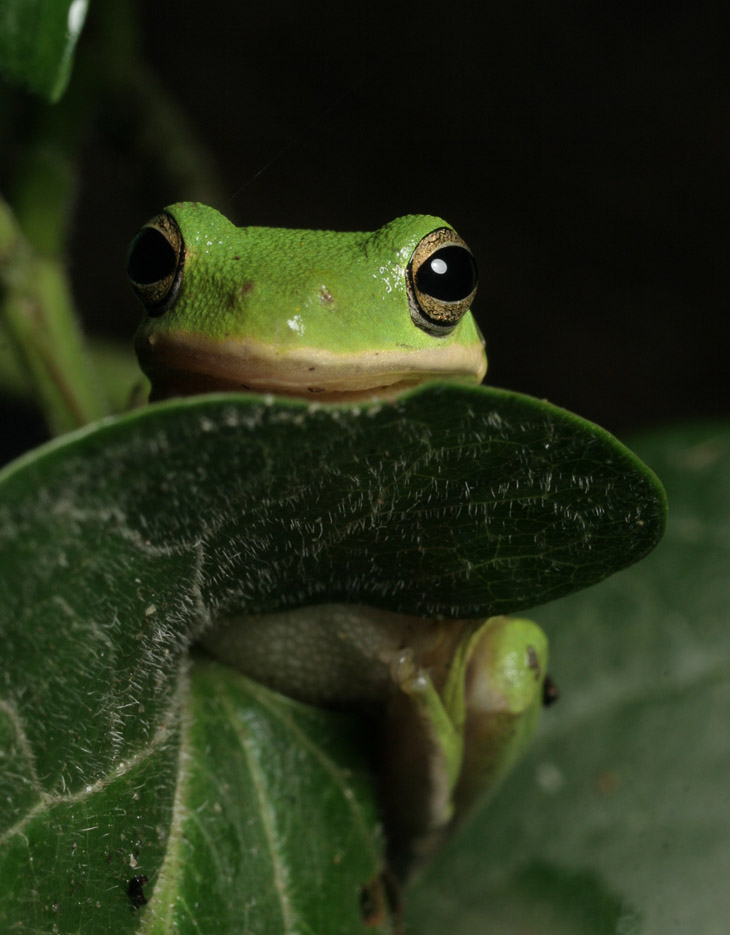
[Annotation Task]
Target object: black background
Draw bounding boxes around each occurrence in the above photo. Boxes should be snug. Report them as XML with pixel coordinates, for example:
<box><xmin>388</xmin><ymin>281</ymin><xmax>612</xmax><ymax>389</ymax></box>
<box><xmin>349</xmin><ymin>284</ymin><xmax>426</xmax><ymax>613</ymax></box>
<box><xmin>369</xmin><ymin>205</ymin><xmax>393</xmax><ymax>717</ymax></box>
<box><xmin>3</xmin><ymin>1</ymin><xmax>729</xmax><ymax>460</ymax></box>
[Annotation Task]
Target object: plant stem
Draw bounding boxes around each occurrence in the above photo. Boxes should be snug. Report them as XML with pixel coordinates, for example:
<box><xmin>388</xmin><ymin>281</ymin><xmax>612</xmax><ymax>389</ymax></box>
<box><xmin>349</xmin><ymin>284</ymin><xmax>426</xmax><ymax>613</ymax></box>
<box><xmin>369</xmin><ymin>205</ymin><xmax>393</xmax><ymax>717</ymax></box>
<box><xmin>0</xmin><ymin>195</ymin><xmax>108</xmax><ymax>434</ymax></box>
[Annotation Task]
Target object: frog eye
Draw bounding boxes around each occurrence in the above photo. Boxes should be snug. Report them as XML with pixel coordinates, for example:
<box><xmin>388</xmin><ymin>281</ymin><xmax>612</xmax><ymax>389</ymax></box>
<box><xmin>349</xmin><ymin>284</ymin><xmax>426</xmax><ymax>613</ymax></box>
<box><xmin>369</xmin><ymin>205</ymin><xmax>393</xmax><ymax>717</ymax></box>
<box><xmin>126</xmin><ymin>212</ymin><xmax>184</xmax><ymax>316</ymax></box>
<box><xmin>407</xmin><ymin>227</ymin><xmax>478</xmax><ymax>336</ymax></box>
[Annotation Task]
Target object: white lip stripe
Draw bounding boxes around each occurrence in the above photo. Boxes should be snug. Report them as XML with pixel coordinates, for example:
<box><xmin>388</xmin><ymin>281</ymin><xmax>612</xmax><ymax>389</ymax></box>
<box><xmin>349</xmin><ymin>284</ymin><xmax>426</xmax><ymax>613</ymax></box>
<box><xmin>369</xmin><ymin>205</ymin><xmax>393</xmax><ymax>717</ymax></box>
<box><xmin>138</xmin><ymin>332</ymin><xmax>488</xmax><ymax>396</ymax></box>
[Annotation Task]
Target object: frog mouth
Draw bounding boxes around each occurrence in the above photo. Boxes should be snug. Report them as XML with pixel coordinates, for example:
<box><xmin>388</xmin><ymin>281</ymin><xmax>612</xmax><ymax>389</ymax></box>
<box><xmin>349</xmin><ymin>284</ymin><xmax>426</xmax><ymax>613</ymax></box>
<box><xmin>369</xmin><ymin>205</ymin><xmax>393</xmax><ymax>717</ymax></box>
<box><xmin>135</xmin><ymin>331</ymin><xmax>487</xmax><ymax>402</ymax></box>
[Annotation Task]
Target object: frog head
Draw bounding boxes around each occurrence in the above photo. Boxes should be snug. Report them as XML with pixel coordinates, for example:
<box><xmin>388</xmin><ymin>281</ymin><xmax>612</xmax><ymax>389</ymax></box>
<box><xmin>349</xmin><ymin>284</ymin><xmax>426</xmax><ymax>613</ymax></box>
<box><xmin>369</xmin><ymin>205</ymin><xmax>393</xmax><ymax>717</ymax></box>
<box><xmin>127</xmin><ymin>202</ymin><xmax>487</xmax><ymax>401</ymax></box>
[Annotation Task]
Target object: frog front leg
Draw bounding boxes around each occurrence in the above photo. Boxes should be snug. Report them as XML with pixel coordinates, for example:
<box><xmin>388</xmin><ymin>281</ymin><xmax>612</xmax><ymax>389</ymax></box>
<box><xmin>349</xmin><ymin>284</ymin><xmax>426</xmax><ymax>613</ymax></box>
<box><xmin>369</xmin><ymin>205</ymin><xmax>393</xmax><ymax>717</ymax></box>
<box><xmin>380</xmin><ymin>615</ymin><xmax>549</xmax><ymax>874</ymax></box>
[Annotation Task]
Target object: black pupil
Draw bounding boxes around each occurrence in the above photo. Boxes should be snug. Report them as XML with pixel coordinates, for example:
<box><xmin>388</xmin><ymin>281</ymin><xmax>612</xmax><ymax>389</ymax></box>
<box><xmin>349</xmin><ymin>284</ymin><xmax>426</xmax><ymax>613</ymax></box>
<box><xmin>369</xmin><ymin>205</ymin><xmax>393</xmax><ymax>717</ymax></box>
<box><xmin>127</xmin><ymin>227</ymin><xmax>176</xmax><ymax>284</ymax></box>
<box><xmin>416</xmin><ymin>245</ymin><xmax>477</xmax><ymax>302</ymax></box>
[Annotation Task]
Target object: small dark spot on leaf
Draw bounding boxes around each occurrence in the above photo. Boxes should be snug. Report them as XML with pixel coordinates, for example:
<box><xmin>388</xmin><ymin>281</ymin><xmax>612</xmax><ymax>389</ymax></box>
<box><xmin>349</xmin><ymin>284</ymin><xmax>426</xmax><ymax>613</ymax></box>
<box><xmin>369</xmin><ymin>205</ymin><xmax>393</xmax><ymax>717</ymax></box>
<box><xmin>360</xmin><ymin>870</ymin><xmax>402</xmax><ymax>931</ymax></box>
<box><xmin>127</xmin><ymin>875</ymin><xmax>149</xmax><ymax>909</ymax></box>
<box><xmin>52</xmin><ymin>900</ymin><xmax>60</xmax><ymax>912</ymax></box>
<box><xmin>360</xmin><ymin>875</ymin><xmax>387</xmax><ymax>926</ymax></box>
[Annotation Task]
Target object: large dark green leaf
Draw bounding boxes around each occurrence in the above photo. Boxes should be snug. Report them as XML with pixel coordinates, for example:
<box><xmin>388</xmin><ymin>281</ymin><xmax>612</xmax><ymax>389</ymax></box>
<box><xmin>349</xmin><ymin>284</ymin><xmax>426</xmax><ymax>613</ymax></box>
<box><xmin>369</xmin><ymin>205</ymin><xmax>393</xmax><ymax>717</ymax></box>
<box><xmin>0</xmin><ymin>0</ymin><xmax>87</xmax><ymax>102</ymax></box>
<box><xmin>0</xmin><ymin>384</ymin><xmax>665</xmax><ymax>932</ymax></box>
<box><xmin>0</xmin><ymin>658</ymin><xmax>385</xmax><ymax>934</ymax></box>
<box><xmin>407</xmin><ymin>424</ymin><xmax>729</xmax><ymax>934</ymax></box>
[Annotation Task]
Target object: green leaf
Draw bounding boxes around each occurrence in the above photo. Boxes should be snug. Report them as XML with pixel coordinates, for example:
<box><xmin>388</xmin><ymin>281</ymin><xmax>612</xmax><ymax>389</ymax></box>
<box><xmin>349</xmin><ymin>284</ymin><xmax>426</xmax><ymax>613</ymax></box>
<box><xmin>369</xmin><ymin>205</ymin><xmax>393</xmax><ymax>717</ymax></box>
<box><xmin>142</xmin><ymin>661</ymin><xmax>386</xmax><ymax>935</ymax></box>
<box><xmin>0</xmin><ymin>658</ymin><xmax>386</xmax><ymax>934</ymax></box>
<box><xmin>0</xmin><ymin>0</ymin><xmax>88</xmax><ymax>102</ymax></box>
<box><xmin>406</xmin><ymin>424</ymin><xmax>730</xmax><ymax>934</ymax></box>
<box><xmin>0</xmin><ymin>385</ymin><xmax>666</xmax><ymax>931</ymax></box>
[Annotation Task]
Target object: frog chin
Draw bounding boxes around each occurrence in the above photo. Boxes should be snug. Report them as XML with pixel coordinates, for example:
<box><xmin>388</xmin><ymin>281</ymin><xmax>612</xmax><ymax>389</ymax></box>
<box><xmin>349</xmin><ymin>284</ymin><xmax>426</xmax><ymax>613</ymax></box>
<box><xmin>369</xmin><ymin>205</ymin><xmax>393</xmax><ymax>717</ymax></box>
<box><xmin>135</xmin><ymin>330</ymin><xmax>487</xmax><ymax>402</ymax></box>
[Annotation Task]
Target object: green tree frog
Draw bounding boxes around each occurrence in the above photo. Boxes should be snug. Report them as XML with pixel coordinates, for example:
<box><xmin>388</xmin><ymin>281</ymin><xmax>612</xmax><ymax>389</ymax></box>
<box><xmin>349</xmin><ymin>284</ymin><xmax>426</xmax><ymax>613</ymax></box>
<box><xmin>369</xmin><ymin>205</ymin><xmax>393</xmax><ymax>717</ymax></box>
<box><xmin>127</xmin><ymin>203</ymin><xmax>552</xmax><ymax>870</ymax></box>
<box><xmin>127</xmin><ymin>202</ymin><xmax>486</xmax><ymax>400</ymax></box>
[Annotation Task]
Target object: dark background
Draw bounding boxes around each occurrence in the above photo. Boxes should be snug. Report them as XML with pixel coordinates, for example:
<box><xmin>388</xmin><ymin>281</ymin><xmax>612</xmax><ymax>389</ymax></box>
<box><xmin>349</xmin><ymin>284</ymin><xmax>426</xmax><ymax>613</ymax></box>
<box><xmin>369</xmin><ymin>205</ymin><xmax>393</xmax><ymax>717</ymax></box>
<box><xmin>3</xmin><ymin>1</ymin><xmax>728</xmax><ymax>460</ymax></box>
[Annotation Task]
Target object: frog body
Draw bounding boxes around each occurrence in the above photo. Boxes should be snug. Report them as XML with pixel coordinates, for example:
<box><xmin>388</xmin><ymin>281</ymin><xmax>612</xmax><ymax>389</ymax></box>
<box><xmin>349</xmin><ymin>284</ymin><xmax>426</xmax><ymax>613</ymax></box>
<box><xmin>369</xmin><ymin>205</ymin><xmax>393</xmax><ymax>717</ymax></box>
<box><xmin>204</xmin><ymin>605</ymin><xmax>548</xmax><ymax>869</ymax></box>
<box><xmin>127</xmin><ymin>205</ymin><xmax>550</xmax><ymax>873</ymax></box>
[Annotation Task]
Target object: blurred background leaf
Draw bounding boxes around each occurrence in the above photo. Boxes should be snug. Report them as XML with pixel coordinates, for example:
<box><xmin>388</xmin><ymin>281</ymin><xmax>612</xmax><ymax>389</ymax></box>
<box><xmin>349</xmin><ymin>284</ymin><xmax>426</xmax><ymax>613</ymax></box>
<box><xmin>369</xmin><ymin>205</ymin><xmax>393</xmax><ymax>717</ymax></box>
<box><xmin>0</xmin><ymin>0</ymin><xmax>88</xmax><ymax>102</ymax></box>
